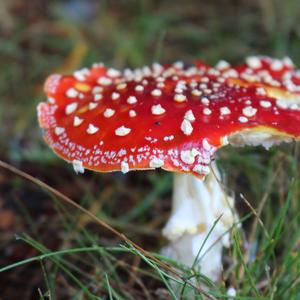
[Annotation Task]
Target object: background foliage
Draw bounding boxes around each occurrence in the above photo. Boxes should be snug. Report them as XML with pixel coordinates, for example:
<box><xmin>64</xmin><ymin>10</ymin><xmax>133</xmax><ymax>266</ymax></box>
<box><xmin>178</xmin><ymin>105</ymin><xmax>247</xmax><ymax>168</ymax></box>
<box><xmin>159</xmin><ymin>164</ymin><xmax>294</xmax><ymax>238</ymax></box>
<box><xmin>0</xmin><ymin>0</ymin><xmax>300</xmax><ymax>299</ymax></box>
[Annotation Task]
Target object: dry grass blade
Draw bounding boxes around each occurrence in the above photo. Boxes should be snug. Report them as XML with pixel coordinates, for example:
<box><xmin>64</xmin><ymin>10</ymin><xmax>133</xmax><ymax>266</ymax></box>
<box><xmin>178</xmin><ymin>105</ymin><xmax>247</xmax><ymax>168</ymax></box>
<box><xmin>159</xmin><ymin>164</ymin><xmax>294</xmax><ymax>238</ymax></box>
<box><xmin>240</xmin><ymin>193</ymin><xmax>269</xmax><ymax>240</ymax></box>
<box><xmin>248</xmin><ymin>163</ymin><xmax>282</xmax><ymax>245</ymax></box>
<box><xmin>0</xmin><ymin>159</ymin><xmax>217</xmax><ymax>300</ymax></box>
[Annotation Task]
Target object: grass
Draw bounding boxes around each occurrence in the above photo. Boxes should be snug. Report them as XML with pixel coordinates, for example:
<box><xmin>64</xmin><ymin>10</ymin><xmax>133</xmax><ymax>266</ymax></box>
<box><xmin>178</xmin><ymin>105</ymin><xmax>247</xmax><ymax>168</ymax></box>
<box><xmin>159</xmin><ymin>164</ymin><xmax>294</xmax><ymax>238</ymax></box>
<box><xmin>1</xmin><ymin>152</ymin><xmax>299</xmax><ymax>299</ymax></box>
<box><xmin>1</xmin><ymin>0</ymin><xmax>300</xmax><ymax>299</ymax></box>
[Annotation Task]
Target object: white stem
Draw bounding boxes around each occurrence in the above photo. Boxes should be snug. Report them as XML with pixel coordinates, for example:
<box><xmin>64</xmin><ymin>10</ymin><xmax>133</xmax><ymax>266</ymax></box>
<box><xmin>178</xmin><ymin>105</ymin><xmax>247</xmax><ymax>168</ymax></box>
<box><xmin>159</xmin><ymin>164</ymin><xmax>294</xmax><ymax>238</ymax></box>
<box><xmin>162</xmin><ymin>163</ymin><xmax>236</xmax><ymax>281</ymax></box>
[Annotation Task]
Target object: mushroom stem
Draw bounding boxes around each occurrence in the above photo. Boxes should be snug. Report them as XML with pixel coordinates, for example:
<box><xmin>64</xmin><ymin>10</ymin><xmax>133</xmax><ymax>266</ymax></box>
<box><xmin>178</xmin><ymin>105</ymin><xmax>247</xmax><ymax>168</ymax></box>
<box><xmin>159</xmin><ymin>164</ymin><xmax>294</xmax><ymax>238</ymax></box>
<box><xmin>162</xmin><ymin>162</ymin><xmax>236</xmax><ymax>281</ymax></box>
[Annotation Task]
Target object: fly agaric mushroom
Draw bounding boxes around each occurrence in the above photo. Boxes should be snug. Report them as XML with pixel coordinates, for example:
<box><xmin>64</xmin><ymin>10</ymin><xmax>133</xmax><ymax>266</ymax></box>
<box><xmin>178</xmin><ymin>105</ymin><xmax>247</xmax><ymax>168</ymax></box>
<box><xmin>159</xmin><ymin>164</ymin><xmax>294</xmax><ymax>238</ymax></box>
<box><xmin>37</xmin><ymin>58</ymin><xmax>300</xmax><ymax>281</ymax></box>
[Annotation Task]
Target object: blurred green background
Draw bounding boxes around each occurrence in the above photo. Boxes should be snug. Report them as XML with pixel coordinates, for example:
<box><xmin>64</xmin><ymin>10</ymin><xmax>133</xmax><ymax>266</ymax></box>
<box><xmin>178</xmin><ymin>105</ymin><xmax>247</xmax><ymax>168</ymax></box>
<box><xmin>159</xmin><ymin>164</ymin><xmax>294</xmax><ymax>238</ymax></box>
<box><xmin>0</xmin><ymin>0</ymin><xmax>300</xmax><ymax>160</ymax></box>
<box><xmin>1</xmin><ymin>0</ymin><xmax>300</xmax><ymax>299</ymax></box>
<box><xmin>2</xmin><ymin>0</ymin><xmax>300</xmax><ymax>164</ymax></box>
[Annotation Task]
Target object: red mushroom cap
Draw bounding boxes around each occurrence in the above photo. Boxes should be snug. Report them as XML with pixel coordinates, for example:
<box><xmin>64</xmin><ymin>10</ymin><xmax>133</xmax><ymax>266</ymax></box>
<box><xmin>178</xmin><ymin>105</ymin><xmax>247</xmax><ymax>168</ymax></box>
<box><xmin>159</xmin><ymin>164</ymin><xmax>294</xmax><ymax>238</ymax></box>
<box><xmin>37</xmin><ymin>60</ymin><xmax>300</xmax><ymax>178</ymax></box>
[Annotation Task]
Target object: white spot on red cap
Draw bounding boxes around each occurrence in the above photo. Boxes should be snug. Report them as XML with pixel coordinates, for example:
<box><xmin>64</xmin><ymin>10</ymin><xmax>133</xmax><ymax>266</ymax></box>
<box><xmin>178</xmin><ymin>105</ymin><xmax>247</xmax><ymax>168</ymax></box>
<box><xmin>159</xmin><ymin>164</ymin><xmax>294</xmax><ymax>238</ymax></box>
<box><xmin>193</xmin><ymin>164</ymin><xmax>210</xmax><ymax>175</ymax></box>
<box><xmin>151</xmin><ymin>104</ymin><xmax>165</xmax><ymax>115</ymax></box>
<box><xmin>174</xmin><ymin>94</ymin><xmax>187</xmax><ymax>102</ymax></box>
<box><xmin>220</xmin><ymin>107</ymin><xmax>231</xmax><ymax>116</ymax></box>
<box><xmin>276</xmin><ymin>100</ymin><xmax>288</xmax><ymax>109</ymax></box>
<box><xmin>135</xmin><ymin>85</ymin><xmax>144</xmax><ymax>92</ymax></box>
<box><xmin>107</xmin><ymin>68</ymin><xmax>121</xmax><ymax>77</ymax></box>
<box><xmin>243</xmin><ymin>106</ymin><xmax>257</xmax><ymax>117</ymax></box>
<box><xmin>48</xmin><ymin>97</ymin><xmax>55</xmax><ymax>104</ymax></box>
<box><xmin>173</xmin><ymin>61</ymin><xmax>184</xmax><ymax>69</ymax></box>
<box><xmin>239</xmin><ymin>116</ymin><xmax>248</xmax><ymax>123</ymax></box>
<box><xmin>94</xmin><ymin>94</ymin><xmax>103</xmax><ymax>101</ymax></box>
<box><xmin>149</xmin><ymin>157</ymin><xmax>164</xmax><ymax>168</ymax></box>
<box><xmin>283</xmin><ymin>56</ymin><xmax>294</xmax><ymax>67</ymax></box>
<box><xmin>121</xmin><ymin>161</ymin><xmax>129</xmax><ymax>173</ymax></box>
<box><xmin>256</xmin><ymin>87</ymin><xmax>266</xmax><ymax>95</ymax></box>
<box><xmin>129</xmin><ymin>110</ymin><xmax>137</xmax><ymax>117</ymax></box>
<box><xmin>92</xmin><ymin>86</ymin><xmax>103</xmax><ymax>94</ymax></box>
<box><xmin>215</xmin><ymin>60</ymin><xmax>230</xmax><ymax>70</ymax></box>
<box><xmin>270</xmin><ymin>59</ymin><xmax>283</xmax><ymax>71</ymax></box>
<box><xmin>73</xmin><ymin>116</ymin><xmax>83</xmax><ymax>127</ymax></box>
<box><xmin>116</xmin><ymin>83</ymin><xmax>127</xmax><ymax>90</ymax></box>
<box><xmin>201</xmin><ymin>97</ymin><xmax>210</xmax><ymax>105</ymax></box>
<box><xmin>73</xmin><ymin>68</ymin><xmax>90</xmax><ymax>81</ymax></box>
<box><xmin>180</xmin><ymin>148</ymin><xmax>199</xmax><ymax>164</ymax></box>
<box><xmin>72</xmin><ymin>160</ymin><xmax>85</xmax><ymax>174</ymax></box>
<box><xmin>192</xmin><ymin>89</ymin><xmax>202</xmax><ymax>96</ymax></box>
<box><xmin>151</xmin><ymin>89</ymin><xmax>162</xmax><ymax>97</ymax></box>
<box><xmin>184</xmin><ymin>110</ymin><xmax>195</xmax><ymax>121</ymax></box>
<box><xmin>111</xmin><ymin>92</ymin><xmax>120</xmax><ymax>100</ymax></box>
<box><xmin>175</xmin><ymin>87</ymin><xmax>184</xmax><ymax>94</ymax></box>
<box><xmin>246</xmin><ymin>56</ymin><xmax>262</xmax><ymax>69</ymax></box>
<box><xmin>163</xmin><ymin>135</ymin><xmax>174</xmax><ymax>141</ymax></box>
<box><xmin>222</xmin><ymin>69</ymin><xmax>238</xmax><ymax>78</ymax></box>
<box><xmin>97</xmin><ymin>77</ymin><xmax>112</xmax><ymax>86</ymax></box>
<box><xmin>115</xmin><ymin>126</ymin><xmax>131</xmax><ymax>136</ymax></box>
<box><xmin>89</xmin><ymin>102</ymin><xmax>98</xmax><ymax>110</ymax></box>
<box><xmin>202</xmin><ymin>139</ymin><xmax>211</xmax><ymax>151</ymax></box>
<box><xmin>181</xmin><ymin>119</ymin><xmax>193</xmax><ymax>135</ymax></box>
<box><xmin>127</xmin><ymin>96</ymin><xmax>138</xmax><ymax>104</ymax></box>
<box><xmin>65</xmin><ymin>102</ymin><xmax>78</xmax><ymax>115</ymax></box>
<box><xmin>260</xmin><ymin>100</ymin><xmax>272</xmax><ymax>108</ymax></box>
<box><xmin>55</xmin><ymin>127</ymin><xmax>65</xmax><ymax>135</ymax></box>
<box><xmin>87</xmin><ymin>124</ymin><xmax>99</xmax><ymax>134</ymax></box>
<box><xmin>203</xmin><ymin>108</ymin><xmax>212</xmax><ymax>115</ymax></box>
<box><xmin>103</xmin><ymin>108</ymin><xmax>115</xmax><ymax>118</ymax></box>
<box><xmin>66</xmin><ymin>88</ymin><xmax>78</xmax><ymax>98</ymax></box>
